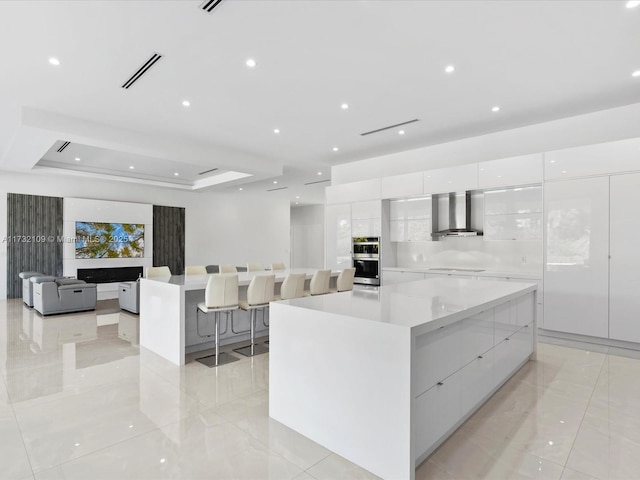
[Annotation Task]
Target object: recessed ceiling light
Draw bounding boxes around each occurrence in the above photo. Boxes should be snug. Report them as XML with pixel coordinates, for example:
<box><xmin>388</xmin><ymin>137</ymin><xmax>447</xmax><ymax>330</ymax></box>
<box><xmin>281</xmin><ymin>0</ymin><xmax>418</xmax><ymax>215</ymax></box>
<box><xmin>246</xmin><ymin>58</ymin><xmax>256</xmax><ymax>68</ymax></box>
<box><xmin>632</xmin><ymin>70</ymin><xmax>640</xmax><ymax>77</ymax></box>
<box><xmin>74</xmin><ymin>157</ymin><xmax>80</xmax><ymax>161</ymax></box>
<box><xmin>295</xmin><ymin>202</ymin><xmax>299</xmax><ymax>205</ymax></box>
<box><xmin>444</xmin><ymin>65</ymin><xmax>455</xmax><ymax>73</ymax></box>
<box><xmin>317</xmin><ymin>171</ymin><xmax>322</xmax><ymax>175</ymax></box>
<box><xmin>273</xmin><ymin>180</ymin><xmax>278</xmax><ymax>184</ymax></box>
<box><xmin>273</xmin><ymin>128</ymin><xmax>280</xmax><ymax>134</ymax></box>
<box><xmin>174</xmin><ymin>172</ymin><xmax>179</xmax><ymax>176</ymax></box>
<box><xmin>332</xmin><ymin>147</ymin><xmax>339</xmax><ymax>152</ymax></box>
<box><xmin>296</xmin><ymin>196</ymin><xmax>300</xmax><ymax>199</ymax></box>
<box><xmin>182</xmin><ymin>100</ymin><xmax>190</xmax><ymax>107</ymax></box>
<box><xmin>626</xmin><ymin>1</ymin><xmax>640</xmax><ymax>8</ymax></box>
<box><xmin>398</xmin><ymin>130</ymin><xmax>405</xmax><ymax>135</ymax></box>
<box><xmin>239</xmin><ymin>187</ymin><xmax>243</xmax><ymax>191</ymax></box>
<box><xmin>550</xmin><ymin>160</ymin><xmax>556</xmax><ymax>163</ymax></box>
<box><xmin>562</xmin><ymin>170</ymin><xmax>567</xmax><ymax>174</ymax></box>
<box><xmin>48</xmin><ymin>57</ymin><xmax>60</xmax><ymax>66</ymax></box>
<box><xmin>129</xmin><ymin>166</ymin><xmax>135</xmax><ymax>170</ymax></box>
<box><xmin>492</xmin><ymin>106</ymin><xmax>500</xmax><ymax>112</ymax></box>
<box><xmin>341</xmin><ymin>103</ymin><xmax>349</xmax><ymax>110</ymax></box>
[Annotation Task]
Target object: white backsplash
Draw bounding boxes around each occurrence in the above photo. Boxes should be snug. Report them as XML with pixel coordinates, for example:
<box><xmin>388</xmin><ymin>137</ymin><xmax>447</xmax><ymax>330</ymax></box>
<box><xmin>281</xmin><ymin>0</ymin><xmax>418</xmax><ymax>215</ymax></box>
<box><xmin>395</xmin><ymin>237</ymin><xmax>542</xmax><ymax>275</ymax></box>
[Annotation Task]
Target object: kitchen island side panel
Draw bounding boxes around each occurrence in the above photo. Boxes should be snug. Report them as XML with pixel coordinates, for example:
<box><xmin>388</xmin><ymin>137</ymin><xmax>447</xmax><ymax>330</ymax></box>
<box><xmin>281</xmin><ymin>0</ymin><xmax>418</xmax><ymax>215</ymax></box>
<box><xmin>269</xmin><ymin>301</ymin><xmax>414</xmax><ymax>480</ymax></box>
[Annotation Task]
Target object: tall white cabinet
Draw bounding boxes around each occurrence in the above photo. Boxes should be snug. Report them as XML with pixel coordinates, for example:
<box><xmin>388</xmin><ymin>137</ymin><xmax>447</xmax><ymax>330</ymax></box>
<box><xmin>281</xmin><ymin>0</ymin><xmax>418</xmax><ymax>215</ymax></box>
<box><xmin>544</xmin><ymin>177</ymin><xmax>610</xmax><ymax>338</ymax></box>
<box><xmin>325</xmin><ymin>204</ymin><xmax>352</xmax><ymax>270</ymax></box>
<box><xmin>609</xmin><ymin>173</ymin><xmax>640</xmax><ymax>343</ymax></box>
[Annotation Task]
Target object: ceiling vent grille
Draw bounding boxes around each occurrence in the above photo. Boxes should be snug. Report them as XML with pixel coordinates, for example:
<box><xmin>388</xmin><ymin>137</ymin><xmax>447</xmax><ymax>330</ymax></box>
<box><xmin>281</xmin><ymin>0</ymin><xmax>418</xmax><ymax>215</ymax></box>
<box><xmin>56</xmin><ymin>141</ymin><xmax>70</xmax><ymax>153</ymax></box>
<box><xmin>198</xmin><ymin>167</ymin><xmax>219</xmax><ymax>175</ymax></box>
<box><xmin>267</xmin><ymin>186</ymin><xmax>288</xmax><ymax>192</ymax></box>
<box><xmin>200</xmin><ymin>0</ymin><xmax>224</xmax><ymax>13</ymax></box>
<box><xmin>121</xmin><ymin>53</ymin><xmax>163</xmax><ymax>89</ymax></box>
<box><xmin>360</xmin><ymin>118</ymin><xmax>419</xmax><ymax>136</ymax></box>
<box><xmin>304</xmin><ymin>179</ymin><xmax>330</xmax><ymax>185</ymax></box>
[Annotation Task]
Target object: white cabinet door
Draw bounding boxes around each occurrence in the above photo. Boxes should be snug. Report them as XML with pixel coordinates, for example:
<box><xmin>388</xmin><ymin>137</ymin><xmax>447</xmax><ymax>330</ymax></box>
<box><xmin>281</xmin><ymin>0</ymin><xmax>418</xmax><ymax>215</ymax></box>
<box><xmin>325</xmin><ymin>204</ymin><xmax>352</xmax><ymax>270</ymax></box>
<box><xmin>609</xmin><ymin>173</ymin><xmax>640</xmax><ymax>342</ymax></box>
<box><xmin>381</xmin><ymin>172</ymin><xmax>424</xmax><ymax>199</ymax></box>
<box><xmin>484</xmin><ymin>186</ymin><xmax>543</xmax><ymax>241</ymax></box>
<box><xmin>478</xmin><ymin>154</ymin><xmax>543</xmax><ymax>189</ymax></box>
<box><xmin>544</xmin><ymin>177</ymin><xmax>609</xmax><ymax>338</ymax></box>
<box><xmin>390</xmin><ymin>197</ymin><xmax>432</xmax><ymax>242</ymax></box>
<box><xmin>423</xmin><ymin>164</ymin><xmax>478</xmax><ymax>194</ymax></box>
<box><xmin>545</xmin><ymin>137</ymin><xmax>640</xmax><ymax>181</ymax></box>
<box><xmin>351</xmin><ymin>200</ymin><xmax>381</xmax><ymax>237</ymax></box>
<box><xmin>459</xmin><ymin>349</ymin><xmax>494</xmax><ymax>415</ymax></box>
<box><xmin>414</xmin><ymin>370</ymin><xmax>462</xmax><ymax>457</ymax></box>
<box><xmin>325</xmin><ymin>179</ymin><xmax>381</xmax><ymax>204</ymax></box>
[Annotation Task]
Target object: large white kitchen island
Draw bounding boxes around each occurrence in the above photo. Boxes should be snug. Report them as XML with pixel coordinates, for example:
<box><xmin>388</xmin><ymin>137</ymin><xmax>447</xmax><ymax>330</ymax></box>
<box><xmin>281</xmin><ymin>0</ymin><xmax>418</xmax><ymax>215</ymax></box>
<box><xmin>269</xmin><ymin>276</ymin><xmax>537</xmax><ymax>480</ymax></box>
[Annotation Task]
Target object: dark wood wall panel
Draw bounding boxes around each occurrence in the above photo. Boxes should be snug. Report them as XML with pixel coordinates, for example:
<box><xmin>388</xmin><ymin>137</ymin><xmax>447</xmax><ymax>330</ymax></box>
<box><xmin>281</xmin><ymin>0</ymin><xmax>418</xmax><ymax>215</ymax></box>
<box><xmin>6</xmin><ymin>193</ymin><xmax>63</xmax><ymax>298</ymax></box>
<box><xmin>153</xmin><ymin>205</ymin><xmax>185</xmax><ymax>275</ymax></box>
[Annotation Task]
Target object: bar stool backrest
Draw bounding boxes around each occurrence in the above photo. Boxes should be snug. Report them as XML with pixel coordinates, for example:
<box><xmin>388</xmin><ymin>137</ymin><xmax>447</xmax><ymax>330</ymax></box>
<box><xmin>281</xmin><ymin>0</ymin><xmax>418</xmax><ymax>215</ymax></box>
<box><xmin>337</xmin><ymin>268</ymin><xmax>356</xmax><ymax>292</ymax></box>
<box><xmin>185</xmin><ymin>266</ymin><xmax>207</xmax><ymax>275</ymax></box>
<box><xmin>310</xmin><ymin>269</ymin><xmax>331</xmax><ymax>295</ymax></box>
<box><xmin>247</xmin><ymin>263</ymin><xmax>264</xmax><ymax>272</ymax></box>
<box><xmin>205</xmin><ymin>274</ymin><xmax>239</xmax><ymax>309</ymax></box>
<box><xmin>280</xmin><ymin>273</ymin><xmax>306</xmax><ymax>300</ymax></box>
<box><xmin>147</xmin><ymin>266</ymin><xmax>171</xmax><ymax>278</ymax></box>
<box><xmin>247</xmin><ymin>274</ymin><xmax>275</xmax><ymax>306</ymax></box>
<box><xmin>271</xmin><ymin>262</ymin><xmax>286</xmax><ymax>270</ymax></box>
<box><xmin>219</xmin><ymin>264</ymin><xmax>237</xmax><ymax>274</ymax></box>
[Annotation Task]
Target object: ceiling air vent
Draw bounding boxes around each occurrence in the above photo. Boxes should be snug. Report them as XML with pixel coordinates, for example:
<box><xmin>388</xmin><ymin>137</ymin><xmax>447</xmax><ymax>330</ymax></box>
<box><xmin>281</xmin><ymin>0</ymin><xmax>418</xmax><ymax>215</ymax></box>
<box><xmin>200</xmin><ymin>0</ymin><xmax>224</xmax><ymax>13</ymax></box>
<box><xmin>360</xmin><ymin>119</ymin><xmax>419</xmax><ymax>136</ymax></box>
<box><xmin>121</xmin><ymin>53</ymin><xmax>163</xmax><ymax>89</ymax></box>
<box><xmin>267</xmin><ymin>186</ymin><xmax>288</xmax><ymax>192</ymax></box>
<box><xmin>304</xmin><ymin>179</ymin><xmax>330</xmax><ymax>186</ymax></box>
<box><xmin>198</xmin><ymin>167</ymin><xmax>219</xmax><ymax>175</ymax></box>
<box><xmin>56</xmin><ymin>141</ymin><xmax>71</xmax><ymax>153</ymax></box>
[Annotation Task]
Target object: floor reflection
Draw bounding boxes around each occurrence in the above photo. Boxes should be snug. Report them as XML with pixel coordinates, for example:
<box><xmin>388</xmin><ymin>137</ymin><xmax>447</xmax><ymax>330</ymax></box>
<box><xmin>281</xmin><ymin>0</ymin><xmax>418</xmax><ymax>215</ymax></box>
<box><xmin>2</xmin><ymin>299</ymin><xmax>139</xmax><ymax>403</ymax></box>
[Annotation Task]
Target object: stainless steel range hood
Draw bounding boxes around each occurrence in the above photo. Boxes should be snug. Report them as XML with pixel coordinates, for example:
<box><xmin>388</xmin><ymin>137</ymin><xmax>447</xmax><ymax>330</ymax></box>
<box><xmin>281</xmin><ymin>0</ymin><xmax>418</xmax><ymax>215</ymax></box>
<box><xmin>432</xmin><ymin>191</ymin><xmax>483</xmax><ymax>238</ymax></box>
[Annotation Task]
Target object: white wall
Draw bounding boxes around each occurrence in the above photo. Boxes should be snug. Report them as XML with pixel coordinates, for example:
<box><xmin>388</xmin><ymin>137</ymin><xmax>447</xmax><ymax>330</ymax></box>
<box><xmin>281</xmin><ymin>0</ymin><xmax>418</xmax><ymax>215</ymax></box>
<box><xmin>290</xmin><ymin>205</ymin><xmax>324</xmax><ymax>269</ymax></box>
<box><xmin>332</xmin><ymin>101</ymin><xmax>640</xmax><ymax>185</ymax></box>
<box><xmin>0</xmin><ymin>171</ymin><xmax>290</xmax><ymax>298</ymax></box>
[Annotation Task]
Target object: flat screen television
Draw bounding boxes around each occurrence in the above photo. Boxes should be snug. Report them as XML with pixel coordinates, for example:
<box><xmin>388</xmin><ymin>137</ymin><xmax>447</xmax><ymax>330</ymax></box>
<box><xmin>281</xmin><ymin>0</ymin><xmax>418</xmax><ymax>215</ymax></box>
<box><xmin>75</xmin><ymin>222</ymin><xmax>145</xmax><ymax>259</ymax></box>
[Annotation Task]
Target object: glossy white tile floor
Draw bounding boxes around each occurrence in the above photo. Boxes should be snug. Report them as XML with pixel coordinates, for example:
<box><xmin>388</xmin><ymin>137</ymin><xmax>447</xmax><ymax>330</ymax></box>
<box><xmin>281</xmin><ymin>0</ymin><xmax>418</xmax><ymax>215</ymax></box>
<box><xmin>3</xmin><ymin>298</ymin><xmax>640</xmax><ymax>480</ymax></box>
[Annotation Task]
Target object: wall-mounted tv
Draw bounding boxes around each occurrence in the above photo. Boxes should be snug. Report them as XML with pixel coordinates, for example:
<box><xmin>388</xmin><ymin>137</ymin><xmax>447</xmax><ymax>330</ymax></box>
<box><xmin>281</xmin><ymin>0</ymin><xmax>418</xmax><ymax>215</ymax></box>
<box><xmin>75</xmin><ymin>222</ymin><xmax>145</xmax><ymax>259</ymax></box>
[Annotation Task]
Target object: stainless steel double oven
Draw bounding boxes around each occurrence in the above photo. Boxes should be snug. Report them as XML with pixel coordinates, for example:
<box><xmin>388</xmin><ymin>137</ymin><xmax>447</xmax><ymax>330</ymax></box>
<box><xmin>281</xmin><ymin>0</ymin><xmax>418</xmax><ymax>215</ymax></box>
<box><xmin>352</xmin><ymin>237</ymin><xmax>380</xmax><ymax>286</ymax></box>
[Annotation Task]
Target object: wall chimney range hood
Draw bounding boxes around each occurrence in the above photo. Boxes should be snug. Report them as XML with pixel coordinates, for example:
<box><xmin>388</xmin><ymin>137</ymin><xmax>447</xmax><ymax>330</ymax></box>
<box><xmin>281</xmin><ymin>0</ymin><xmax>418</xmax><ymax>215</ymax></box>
<box><xmin>432</xmin><ymin>191</ymin><xmax>482</xmax><ymax>238</ymax></box>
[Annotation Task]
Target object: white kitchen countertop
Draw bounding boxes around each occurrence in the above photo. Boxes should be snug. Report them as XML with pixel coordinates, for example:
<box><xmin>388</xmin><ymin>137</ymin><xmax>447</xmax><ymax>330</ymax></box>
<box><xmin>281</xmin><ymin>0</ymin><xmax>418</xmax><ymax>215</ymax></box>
<box><xmin>279</xmin><ymin>276</ymin><xmax>537</xmax><ymax>335</ymax></box>
<box><xmin>383</xmin><ymin>266</ymin><xmax>542</xmax><ymax>280</ymax></box>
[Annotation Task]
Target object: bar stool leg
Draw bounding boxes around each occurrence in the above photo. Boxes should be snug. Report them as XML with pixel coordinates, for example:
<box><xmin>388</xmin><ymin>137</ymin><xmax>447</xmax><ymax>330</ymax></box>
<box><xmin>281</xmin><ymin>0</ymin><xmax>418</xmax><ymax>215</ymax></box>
<box><xmin>214</xmin><ymin>312</ymin><xmax>220</xmax><ymax>366</ymax></box>
<box><xmin>234</xmin><ymin>308</ymin><xmax>269</xmax><ymax>357</ymax></box>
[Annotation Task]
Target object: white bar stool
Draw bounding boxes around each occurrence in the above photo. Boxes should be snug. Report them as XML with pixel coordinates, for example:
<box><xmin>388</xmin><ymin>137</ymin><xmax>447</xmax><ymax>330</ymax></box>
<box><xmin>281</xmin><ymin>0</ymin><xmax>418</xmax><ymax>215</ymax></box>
<box><xmin>185</xmin><ymin>265</ymin><xmax>207</xmax><ymax>275</ymax></box>
<box><xmin>219</xmin><ymin>264</ymin><xmax>237</xmax><ymax>273</ymax></box>
<box><xmin>271</xmin><ymin>262</ymin><xmax>286</xmax><ymax>270</ymax></box>
<box><xmin>247</xmin><ymin>263</ymin><xmax>264</xmax><ymax>272</ymax></box>
<box><xmin>146</xmin><ymin>266</ymin><xmax>171</xmax><ymax>277</ymax></box>
<box><xmin>330</xmin><ymin>267</ymin><xmax>356</xmax><ymax>293</ymax></box>
<box><xmin>196</xmin><ymin>273</ymin><xmax>240</xmax><ymax>367</ymax></box>
<box><xmin>305</xmin><ymin>269</ymin><xmax>331</xmax><ymax>296</ymax></box>
<box><xmin>234</xmin><ymin>274</ymin><xmax>275</xmax><ymax>357</ymax></box>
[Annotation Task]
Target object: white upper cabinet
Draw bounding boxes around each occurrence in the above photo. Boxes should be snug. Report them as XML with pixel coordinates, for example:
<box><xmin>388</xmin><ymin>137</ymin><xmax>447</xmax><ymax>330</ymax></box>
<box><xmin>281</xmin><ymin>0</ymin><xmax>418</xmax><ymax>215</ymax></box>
<box><xmin>609</xmin><ymin>173</ymin><xmax>640</xmax><ymax>343</ymax></box>
<box><xmin>478</xmin><ymin>154</ymin><xmax>543</xmax><ymax>188</ymax></box>
<box><xmin>483</xmin><ymin>186</ymin><xmax>543</xmax><ymax>241</ymax></box>
<box><xmin>423</xmin><ymin>164</ymin><xmax>478</xmax><ymax>194</ymax></box>
<box><xmin>351</xmin><ymin>200</ymin><xmax>381</xmax><ymax>237</ymax></box>
<box><xmin>543</xmin><ymin>177</ymin><xmax>610</xmax><ymax>338</ymax></box>
<box><xmin>381</xmin><ymin>172</ymin><xmax>424</xmax><ymax>199</ymax></box>
<box><xmin>389</xmin><ymin>197</ymin><xmax>432</xmax><ymax>242</ymax></box>
<box><xmin>545</xmin><ymin>137</ymin><xmax>640</xmax><ymax>181</ymax></box>
<box><xmin>325</xmin><ymin>178</ymin><xmax>381</xmax><ymax>204</ymax></box>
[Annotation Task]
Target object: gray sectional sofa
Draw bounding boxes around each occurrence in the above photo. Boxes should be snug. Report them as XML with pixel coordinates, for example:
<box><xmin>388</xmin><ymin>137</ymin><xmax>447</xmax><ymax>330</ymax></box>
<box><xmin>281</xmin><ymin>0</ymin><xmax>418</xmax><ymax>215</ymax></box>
<box><xmin>31</xmin><ymin>276</ymin><xmax>97</xmax><ymax>316</ymax></box>
<box><xmin>19</xmin><ymin>271</ymin><xmax>43</xmax><ymax>307</ymax></box>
